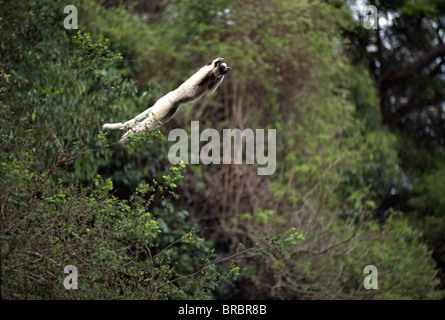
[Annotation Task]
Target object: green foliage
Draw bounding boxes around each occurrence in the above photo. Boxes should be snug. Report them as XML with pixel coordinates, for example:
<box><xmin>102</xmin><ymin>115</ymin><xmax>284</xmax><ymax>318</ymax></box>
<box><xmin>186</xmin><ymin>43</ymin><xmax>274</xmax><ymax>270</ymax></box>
<box><xmin>1</xmin><ymin>164</ymin><xmax>216</xmax><ymax>299</ymax></box>
<box><xmin>0</xmin><ymin>1</ymin><xmax>305</xmax><ymax>299</ymax></box>
<box><xmin>329</xmin><ymin>214</ymin><xmax>441</xmax><ymax>300</ymax></box>
<box><xmin>1</xmin><ymin>0</ymin><xmax>443</xmax><ymax>300</ymax></box>
<box><xmin>344</xmin><ymin>0</ymin><xmax>445</xmax><ymax>292</ymax></box>
<box><xmin>408</xmin><ymin>169</ymin><xmax>445</xmax><ymax>217</ymax></box>
<box><xmin>407</xmin><ymin>168</ymin><xmax>445</xmax><ymax>280</ymax></box>
<box><xmin>0</xmin><ymin>0</ymin><xmax>170</xmax><ymax>193</ymax></box>
<box><xmin>0</xmin><ymin>108</ymin><xmax>301</xmax><ymax>299</ymax></box>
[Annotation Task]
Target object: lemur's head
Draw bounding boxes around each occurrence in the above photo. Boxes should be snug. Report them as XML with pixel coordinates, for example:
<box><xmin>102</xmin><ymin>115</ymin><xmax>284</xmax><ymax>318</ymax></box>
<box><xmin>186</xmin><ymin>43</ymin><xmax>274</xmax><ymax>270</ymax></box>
<box><xmin>210</xmin><ymin>57</ymin><xmax>231</xmax><ymax>77</ymax></box>
<box><xmin>218</xmin><ymin>63</ymin><xmax>231</xmax><ymax>75</ymax></box>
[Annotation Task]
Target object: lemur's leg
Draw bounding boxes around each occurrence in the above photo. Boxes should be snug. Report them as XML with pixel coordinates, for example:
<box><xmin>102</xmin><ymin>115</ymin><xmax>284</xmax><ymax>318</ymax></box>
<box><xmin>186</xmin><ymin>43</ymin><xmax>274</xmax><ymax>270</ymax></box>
<box><xmin>102</xmin><ymin>107</ymin><xmax>154</xmax><ymax>131</ymax></box>
<box><xmin>119</xmin><ymin>117</ymin><xmax>157</xmax><ymax>143</ymax></box>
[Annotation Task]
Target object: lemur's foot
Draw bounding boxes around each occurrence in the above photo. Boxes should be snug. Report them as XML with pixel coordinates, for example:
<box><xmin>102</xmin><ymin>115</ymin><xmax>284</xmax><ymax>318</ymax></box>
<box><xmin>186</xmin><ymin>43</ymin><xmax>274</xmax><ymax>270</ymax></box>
<box><xmin>103</xmin><ymin>123</ymin><xmax>127</xmax><ymax>131</ymax></box>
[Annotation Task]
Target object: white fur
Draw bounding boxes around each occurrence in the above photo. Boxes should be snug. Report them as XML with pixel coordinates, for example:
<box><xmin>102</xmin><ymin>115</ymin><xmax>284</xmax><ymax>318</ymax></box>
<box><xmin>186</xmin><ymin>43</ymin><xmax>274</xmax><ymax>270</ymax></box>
<box><xmin>103</xmin><ymin>57</ymin><xmax>229</xmax><ymax>143</ymax></box>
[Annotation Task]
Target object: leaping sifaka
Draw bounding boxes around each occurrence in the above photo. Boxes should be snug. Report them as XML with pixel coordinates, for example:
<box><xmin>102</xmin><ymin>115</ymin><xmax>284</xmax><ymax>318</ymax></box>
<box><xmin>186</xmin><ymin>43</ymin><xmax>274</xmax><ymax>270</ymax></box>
<box><xmin>102</xmin><ymin>57</ymin><xmax>231</xmax><ymax>143</ymax></box>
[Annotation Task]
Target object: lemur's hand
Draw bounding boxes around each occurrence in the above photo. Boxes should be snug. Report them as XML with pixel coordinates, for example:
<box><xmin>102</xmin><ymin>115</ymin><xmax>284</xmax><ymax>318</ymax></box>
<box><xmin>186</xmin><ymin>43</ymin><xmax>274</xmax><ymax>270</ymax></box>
<box><xmin>209</xmin><ymin>57</ymin><xmax>231</xmax><ymax>77</ymax></box>
<box><xmin>213</xmin><ymin>57</ymin><xmax>224</xmax><ymax>67</ymax></box>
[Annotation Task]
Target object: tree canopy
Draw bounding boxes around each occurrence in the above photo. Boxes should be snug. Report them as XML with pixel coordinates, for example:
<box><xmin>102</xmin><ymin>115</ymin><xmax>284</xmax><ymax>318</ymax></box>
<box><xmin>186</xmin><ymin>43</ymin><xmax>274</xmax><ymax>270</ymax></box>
<box><xmin>1</xmin><ymin>0</ymin><xmax>443</xmax><ymax>300</ymax></box>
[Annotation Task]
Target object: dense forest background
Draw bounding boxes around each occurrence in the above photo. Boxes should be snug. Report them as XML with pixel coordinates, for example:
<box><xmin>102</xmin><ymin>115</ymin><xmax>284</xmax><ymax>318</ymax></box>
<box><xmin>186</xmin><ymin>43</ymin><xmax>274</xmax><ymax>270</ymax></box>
<box><xmin>1</xmin><ymin>0</ymin><xmax>444</xmax><ymax>299</ymax></box>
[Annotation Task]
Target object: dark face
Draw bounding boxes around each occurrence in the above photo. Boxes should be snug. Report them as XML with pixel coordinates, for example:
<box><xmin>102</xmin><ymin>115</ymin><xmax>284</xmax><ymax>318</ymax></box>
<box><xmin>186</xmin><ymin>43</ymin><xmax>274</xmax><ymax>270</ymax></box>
<box><xmin>219</xmin><ymin>64</ymin><xmax>232</xmax><ymax>75</ymax></box>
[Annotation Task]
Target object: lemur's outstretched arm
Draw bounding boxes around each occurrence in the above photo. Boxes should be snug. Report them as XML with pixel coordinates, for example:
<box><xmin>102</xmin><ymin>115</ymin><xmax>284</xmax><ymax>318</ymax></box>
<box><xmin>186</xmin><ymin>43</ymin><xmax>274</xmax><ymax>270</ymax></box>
<box><xmin>102</xmin><ymin>57</ymin><xmax>231</xmax><ymax>143</ymax></box>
